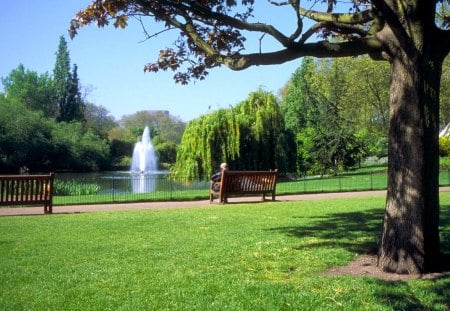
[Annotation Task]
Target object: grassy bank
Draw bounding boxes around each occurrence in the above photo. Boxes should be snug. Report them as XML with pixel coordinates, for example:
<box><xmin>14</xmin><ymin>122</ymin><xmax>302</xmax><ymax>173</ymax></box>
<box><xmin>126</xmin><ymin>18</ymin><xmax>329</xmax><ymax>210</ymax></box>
<box><xmin>1</xmin><ymin>193</ymin><xmax>449</xmax><ymax>310</ymax></box>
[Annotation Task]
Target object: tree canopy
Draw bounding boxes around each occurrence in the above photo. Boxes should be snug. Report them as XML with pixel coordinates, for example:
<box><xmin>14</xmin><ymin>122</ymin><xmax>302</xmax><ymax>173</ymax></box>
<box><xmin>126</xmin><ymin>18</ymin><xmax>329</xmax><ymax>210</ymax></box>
<box><xmin>172</xmin><ymin>89</ymin><xmax>295</xmax><ymax>179</ymax></box>
<box><xmin>70</xmin><ymin>1</ymin><xmax>448</xmax><ymax>83</ymax></box>
<box><xmin>1</xmin><ymin>39</ymin><xmax>118</xmax><ymax>172</ymax></box>
<box><xmin>54</xmin><ymin>36</ymin><xmax>85</xmax><ymax>122</ymax></box>
<box><xmin>1</xmin><ymin>64</ymin><xmax>57</xmax><ymax>118</ymax></box>
<box><xmin>281</xmin><ymin>56</ymin><xmax>391</xmax><ymax>173</ymax></box>
<box><xmin>71</xmin><ymin>0</ymin><xmax>450</xmax><ymax>274</ymax></box>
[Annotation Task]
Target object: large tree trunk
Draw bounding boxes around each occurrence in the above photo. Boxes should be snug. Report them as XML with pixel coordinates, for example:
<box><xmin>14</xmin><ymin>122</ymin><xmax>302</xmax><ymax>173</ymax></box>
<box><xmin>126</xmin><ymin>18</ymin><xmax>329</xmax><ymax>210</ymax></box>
<box><xmin>377</xmin><ymin>4</ymin><xmax>445</xmax><ymax>272</ymax></box>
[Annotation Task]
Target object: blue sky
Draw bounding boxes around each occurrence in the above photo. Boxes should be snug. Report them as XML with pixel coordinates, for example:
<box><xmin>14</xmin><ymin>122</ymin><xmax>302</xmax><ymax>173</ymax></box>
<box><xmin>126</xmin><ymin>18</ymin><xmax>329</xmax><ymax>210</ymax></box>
<box><xmin>0</xmin><ymin>1</ymin><xmax>305</xmax><ymax>122</ymax></box>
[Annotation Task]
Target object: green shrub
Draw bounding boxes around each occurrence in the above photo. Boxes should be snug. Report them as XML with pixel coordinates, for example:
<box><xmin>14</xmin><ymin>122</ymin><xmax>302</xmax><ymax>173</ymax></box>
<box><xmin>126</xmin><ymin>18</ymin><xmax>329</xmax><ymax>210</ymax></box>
<box><xmin>439</xmin><ymin>136</ymin><xmax>450</xmax><ymax>156</ymax></box>
<box><xmin>54</xmin><ymin>180</ymin><xmax>100</xmax><ymax>196</ymax></box>
<box><xmin>440</xmin><ymin>156</ymin><xmax>450</xmax><ymax>169</ymax></box>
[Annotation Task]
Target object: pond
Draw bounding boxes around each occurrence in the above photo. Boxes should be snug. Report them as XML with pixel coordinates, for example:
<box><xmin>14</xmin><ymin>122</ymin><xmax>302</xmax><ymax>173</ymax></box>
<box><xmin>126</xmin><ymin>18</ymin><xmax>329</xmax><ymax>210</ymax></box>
<box><xmin>56</xmin><ymin>170</ymin><xmax>175</xmax><ymax>194</ymax></box>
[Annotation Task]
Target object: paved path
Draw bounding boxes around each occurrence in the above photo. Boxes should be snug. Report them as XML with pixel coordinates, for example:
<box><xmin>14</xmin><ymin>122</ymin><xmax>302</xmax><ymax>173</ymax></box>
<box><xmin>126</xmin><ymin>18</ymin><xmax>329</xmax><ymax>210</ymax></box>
<box><xmin>1</xmin><ymin>188</ymin><xmax>449</xmax><ymax>216</ymax></box>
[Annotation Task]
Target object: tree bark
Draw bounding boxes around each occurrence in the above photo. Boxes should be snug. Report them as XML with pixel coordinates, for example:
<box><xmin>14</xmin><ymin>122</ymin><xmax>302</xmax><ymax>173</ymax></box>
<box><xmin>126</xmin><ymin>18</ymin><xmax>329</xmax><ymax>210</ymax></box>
<box><xmin>377</xmin><ymin>5</ymin><xmax>445</xmax><ymax>272</ymax></box>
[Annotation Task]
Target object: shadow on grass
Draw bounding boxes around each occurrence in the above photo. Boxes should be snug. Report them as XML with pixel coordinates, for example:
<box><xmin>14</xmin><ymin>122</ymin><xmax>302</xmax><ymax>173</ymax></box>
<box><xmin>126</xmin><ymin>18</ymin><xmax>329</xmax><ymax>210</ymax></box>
<box><xmin>269</xmin><ymin>208</ymin><xmax>384</xmax><ymax>254</ymax></box>
<box><xmin>270</xmin><ymin>203</ymin><xmax>450</xmax><ymax>256</ymax></box>
<box><xmin>368</xmin><ymin>277</ymin><xmax>450</xmax><ymax>310</ymax></box>
<box><xmin>269</xmin><ymin>204</ymin><xmax>450</xmax><ymax>310</ymax></box>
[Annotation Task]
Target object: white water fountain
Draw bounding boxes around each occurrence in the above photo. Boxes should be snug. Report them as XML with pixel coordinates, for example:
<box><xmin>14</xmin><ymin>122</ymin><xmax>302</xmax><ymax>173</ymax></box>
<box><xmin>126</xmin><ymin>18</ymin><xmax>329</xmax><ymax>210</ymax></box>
<box><xmin>131</xmin><ymin>126</ymin><xmax>158</xmax><ymax>192</ymax></box>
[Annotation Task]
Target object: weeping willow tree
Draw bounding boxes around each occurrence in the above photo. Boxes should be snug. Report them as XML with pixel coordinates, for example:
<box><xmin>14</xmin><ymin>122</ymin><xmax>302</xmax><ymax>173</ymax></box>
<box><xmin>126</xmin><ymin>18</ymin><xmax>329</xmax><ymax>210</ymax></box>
<box><xmin>171</xmin><ymin>108</ymin><xmax>239</xmax><ymax>180</ymax></box>
<box><xmin>171</xmin><ymin>89</ymin><xmax>295</xmax><ymax>179</ymax></box>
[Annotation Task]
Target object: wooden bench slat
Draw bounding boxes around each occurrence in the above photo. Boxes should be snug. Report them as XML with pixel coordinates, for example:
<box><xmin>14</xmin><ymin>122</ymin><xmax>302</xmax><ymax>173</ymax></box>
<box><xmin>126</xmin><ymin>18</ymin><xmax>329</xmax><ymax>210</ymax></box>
<box><xmin>0</xmin><ymin>173</ymin><xmax>54</xmax><ymax>213</ymax></box>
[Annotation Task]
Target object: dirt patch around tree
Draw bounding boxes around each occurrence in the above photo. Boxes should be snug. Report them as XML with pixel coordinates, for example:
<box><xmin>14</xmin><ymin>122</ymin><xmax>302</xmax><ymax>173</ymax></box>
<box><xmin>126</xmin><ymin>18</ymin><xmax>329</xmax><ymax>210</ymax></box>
<box><xmin>323</xmin><ymin>254</ymin><xmax>450</xmax><ymax>281</ymax></box>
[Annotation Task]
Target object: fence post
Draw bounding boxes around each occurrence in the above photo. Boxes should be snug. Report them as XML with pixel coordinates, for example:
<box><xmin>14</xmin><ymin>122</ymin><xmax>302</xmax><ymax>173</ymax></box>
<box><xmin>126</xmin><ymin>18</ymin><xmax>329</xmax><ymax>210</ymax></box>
<box><xmin>112</xmin><ymin>176</ymin><xmax>115</xmax><ymax>202</ymax></box>
<box><xmin>169</xmin><ymin>176</ymin><xmax>173</xmax><ymax>201</ymax></box>
<box><xmin>370</xmin><ymin>171</ymin><xmax>373</xmax><ymax>190</ymax></box>
<box><xmin>303</xmin><ymin>174</ymin><xmax>306</xmax><ymax>193</ymax></box>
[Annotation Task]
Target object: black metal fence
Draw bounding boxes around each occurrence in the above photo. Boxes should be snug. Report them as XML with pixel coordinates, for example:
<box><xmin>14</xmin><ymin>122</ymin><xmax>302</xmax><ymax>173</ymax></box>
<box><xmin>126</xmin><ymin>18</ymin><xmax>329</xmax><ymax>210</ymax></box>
<box><xmin>51</xmin><ymin>169</ymin><xmax>450</xmax><ymax>206</ymax></box>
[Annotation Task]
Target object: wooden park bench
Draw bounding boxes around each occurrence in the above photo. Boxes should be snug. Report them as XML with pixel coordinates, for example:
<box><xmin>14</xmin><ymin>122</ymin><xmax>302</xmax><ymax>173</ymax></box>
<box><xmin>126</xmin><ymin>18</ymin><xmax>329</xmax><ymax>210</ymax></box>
<box><xmin>210</xmin><ymin>170</ymin><xmax>278</xmax><ymax>203</ymax></box>
<box><xmin>0</xmin><ymin>173</ymin><xmax>55</xmax><ymax>214</ymax></box>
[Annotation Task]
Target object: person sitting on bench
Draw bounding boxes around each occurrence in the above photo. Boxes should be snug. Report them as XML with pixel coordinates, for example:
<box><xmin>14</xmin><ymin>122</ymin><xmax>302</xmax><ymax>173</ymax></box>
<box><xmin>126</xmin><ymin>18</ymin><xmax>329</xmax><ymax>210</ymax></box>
<box><xmin>210</xmin><ymin>162</ymin><xmax>228</xmax><ymax>192</ymax></box>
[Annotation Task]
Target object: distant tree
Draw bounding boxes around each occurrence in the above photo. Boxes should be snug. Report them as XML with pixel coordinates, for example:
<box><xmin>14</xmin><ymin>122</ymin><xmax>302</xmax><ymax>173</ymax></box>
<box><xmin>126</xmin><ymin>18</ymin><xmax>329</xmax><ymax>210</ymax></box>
<box><xmin>66</xmin><ymin>64</ymin><xmax>85</xmax><ymax>122</ymax></box>
<box><xmin>310</xmin><ymin>98</ymin><xmax>365</xmax><ymax>175</ymax></box>
<box><xmin>280</xmin><ymin>57</ymin><xmax>319</xmax><ymax>173</ymax></box>
<box><xmin>233</xmin><ymin>89</ymin><xmax>295</xmax><ymax>172</ymax></box>
<box><xmin>51</xmin><ymin>122</ymin><xmax>110</xmax><ymax>171</ymax></box>
<box><xmin>83</xmin><ymin>102</ymin><xmax>117</xmax><ymax>139</ymax></box>
<box><xmin>1</xmin><ymin>64</ymin><xmax>57</xmax><ymax>118</ymax></box>
<box><xmin>108</xmin><ymin>127</ymin><xmax>136</xmax><ymax>168</ymax></box>
<box><xmin>0</xmin><ymin>96</ymin><xmax>54</xmax><ymax>172</ymax></box>
<box><xmin>53</xmin><ymin>36</ymin><xmax>84</xmax><ymax>122</ymax></box>
<box><xmin>121</xmin><ymin>110</ymin><xmax>186</xmax><ymax>144</ymax></box>
<box><xmin>337</xmin><ymin>57</ymin><xmax>390</xmax><ymax>136</ymax></box>
<box><xmin>281</xmin><ymin>57</ymin><xmax>368</xmax><ymax>174</ymax></box>
<box><xmin>53</xmin><ymin>36</ymin><xmax>71</xmax><ymax>121</ymax></box>
<box><xmin>172</xmin><ymin>108</ymin><xmax>239</xmax><ymax>179</ymax></box>
<box><xmin>280</xmin><ymin>57</ymin><xmax>317</xmax><ymax>134</ymax></box>
<box><xmin>153</xmin><ymin>140</ymin><xmax>178</xmax><ymax>170</ymax></box>
<box><xmin>172</xmin><ymin>89</ymin><xmax>295</xmax><ymax>179</ymax></box>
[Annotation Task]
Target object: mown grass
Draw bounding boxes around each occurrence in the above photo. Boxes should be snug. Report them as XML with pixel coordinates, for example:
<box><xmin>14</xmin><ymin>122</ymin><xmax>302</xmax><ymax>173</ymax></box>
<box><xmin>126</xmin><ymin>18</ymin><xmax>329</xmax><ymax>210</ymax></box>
<box><xmin>1</xmin><ymin>193</ymin><xmax>449</xmax><ymax>310</ymax></box>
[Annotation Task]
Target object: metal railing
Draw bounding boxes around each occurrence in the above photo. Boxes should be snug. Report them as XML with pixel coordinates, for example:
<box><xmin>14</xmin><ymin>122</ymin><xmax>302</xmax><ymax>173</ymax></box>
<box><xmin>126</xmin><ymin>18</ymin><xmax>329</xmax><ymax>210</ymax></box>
<box><xmin>49</xmin><ymin>169</ymin><xmax>450</xmax><ymax>206</ymax></box>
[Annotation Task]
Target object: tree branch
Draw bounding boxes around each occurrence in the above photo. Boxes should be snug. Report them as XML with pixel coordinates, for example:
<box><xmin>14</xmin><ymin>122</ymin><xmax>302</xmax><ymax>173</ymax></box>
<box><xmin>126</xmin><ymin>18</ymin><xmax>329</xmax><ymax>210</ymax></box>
<box><xmin>298</xmin><ymin>7</ymin><xmax>376</xmax><ymax>24</ymax></box>
<box><xmin>172</xmin><ymin>0</ymin><xmax>294</xmax><ymax>47</ymax></box>
<box><xmin>221</xmin><ymin>38</ymin><xmax>383</xmax><ymax>70</ymax></box>
<box><xmin>135</xmin><ymin>16</ymin><xmax>175</xmax><ymax>42</ymax></box>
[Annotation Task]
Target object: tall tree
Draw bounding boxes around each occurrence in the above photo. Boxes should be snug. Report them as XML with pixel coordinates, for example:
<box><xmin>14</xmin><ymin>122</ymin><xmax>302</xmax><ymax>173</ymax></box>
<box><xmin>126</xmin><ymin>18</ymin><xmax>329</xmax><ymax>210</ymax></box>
<box><xmin>172</xmin><ymin>89</ymin><xmax>294</xmax><ymax>179</ymax></box>
<box><xmin>83</xmin><ymin>103</ymin><xmax>117</xmax><ymax>139</ymax></box>
<box><xmin>53</xmin><ymin>36</ymin><xmax>84</xmax><ymax>122</ymax></box>
<box><xmin>280</xmin><ymin>57</ymin><xmax>317</xmax><ymax>134</ymax></box>
<box><xmin>70</xmin><ymin>1</ymin><xmax>450</xmax><ymax>274</ymax></box>
<box><xmin>233</xmin><ymin>89</ymin><xmax>295</xmax><ymax>172</ymax></box>
<box><xmin>53</xmin><ymin>36</ymin><xmax>71</xmax><ymax>121</ymax></box>
<box><xmin>66</xmin><ymin>64</ymin><xmax>85</xmax><ymax>122</ymax></box>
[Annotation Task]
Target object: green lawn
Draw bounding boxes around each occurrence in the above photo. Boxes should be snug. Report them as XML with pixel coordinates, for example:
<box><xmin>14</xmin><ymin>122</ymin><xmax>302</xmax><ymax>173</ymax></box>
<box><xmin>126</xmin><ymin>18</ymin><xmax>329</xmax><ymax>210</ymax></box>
<box><xmin>1</xmin><ymin>193</ymin><xmax>449</xmax><ymax>310</ymax></box>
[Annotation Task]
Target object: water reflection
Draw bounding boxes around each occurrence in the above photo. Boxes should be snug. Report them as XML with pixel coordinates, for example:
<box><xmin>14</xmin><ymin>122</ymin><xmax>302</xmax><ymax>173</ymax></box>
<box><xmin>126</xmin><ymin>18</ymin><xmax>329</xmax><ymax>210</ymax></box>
<box><xmin>56</xmin><ymin>171</ymin><xmax>168</xmax><ymax>194</ymax></box>
<box><xmin>131</xmin><ymin>173</ymin><xmax>156</xmax><ymax>193</ymax></box>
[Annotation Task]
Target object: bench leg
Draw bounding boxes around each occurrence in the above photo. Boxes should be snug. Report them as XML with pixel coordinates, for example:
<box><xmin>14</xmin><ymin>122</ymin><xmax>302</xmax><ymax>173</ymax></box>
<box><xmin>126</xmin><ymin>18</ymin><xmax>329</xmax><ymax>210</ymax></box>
<box><xmin>219</xmin><ymin>195</ymin><xmax>227</xmax><ymax>204</ymax></box>
<box><xmin>44</xmin><ymin>202</ymin><xmax>53</xmax><ymax>214</ymax></box>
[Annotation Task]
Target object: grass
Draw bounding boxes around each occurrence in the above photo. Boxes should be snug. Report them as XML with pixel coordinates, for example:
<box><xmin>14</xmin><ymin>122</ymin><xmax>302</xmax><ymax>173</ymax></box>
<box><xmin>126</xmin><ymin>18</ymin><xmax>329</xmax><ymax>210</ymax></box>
<box><xmin>1</xmin><ymin>193</ymin><xmax>449</xmax><ymax>310</ymax></box>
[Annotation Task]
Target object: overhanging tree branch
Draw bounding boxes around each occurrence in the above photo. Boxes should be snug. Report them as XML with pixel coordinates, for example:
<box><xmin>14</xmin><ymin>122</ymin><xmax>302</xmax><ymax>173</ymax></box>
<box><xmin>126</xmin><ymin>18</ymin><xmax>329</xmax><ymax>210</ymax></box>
<box><xmin>298</xmin><ymin>7</ymin><xmax>376</xmax><ymax>24</ymax></box>
<box><xmin>221</xmin><ymin>38</ymin><xmax>383</xmax><ymax>70</ymax></box>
